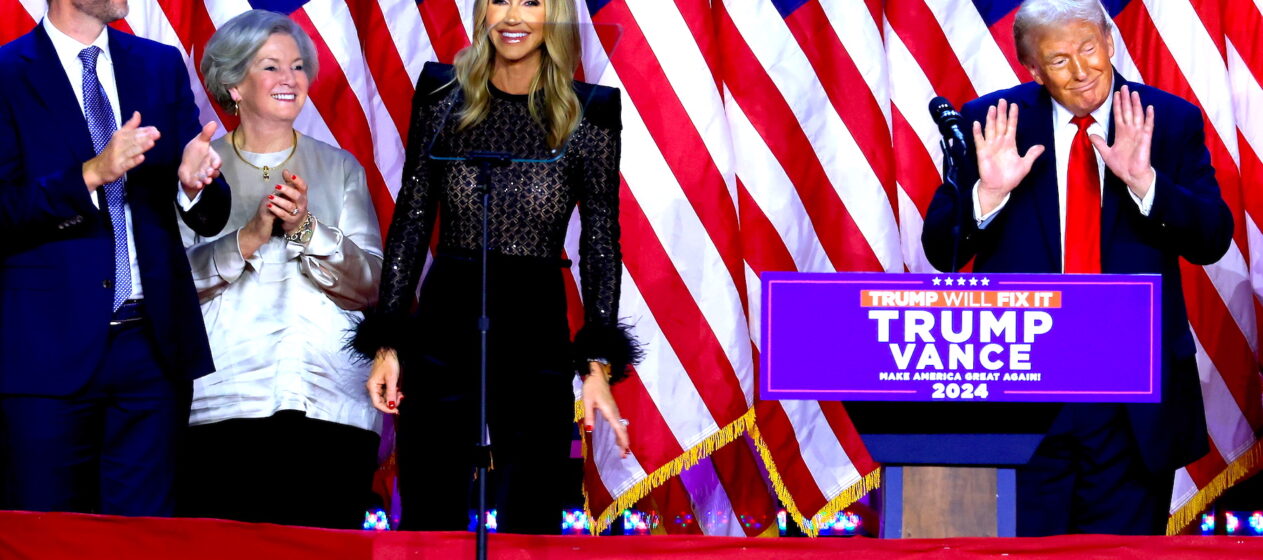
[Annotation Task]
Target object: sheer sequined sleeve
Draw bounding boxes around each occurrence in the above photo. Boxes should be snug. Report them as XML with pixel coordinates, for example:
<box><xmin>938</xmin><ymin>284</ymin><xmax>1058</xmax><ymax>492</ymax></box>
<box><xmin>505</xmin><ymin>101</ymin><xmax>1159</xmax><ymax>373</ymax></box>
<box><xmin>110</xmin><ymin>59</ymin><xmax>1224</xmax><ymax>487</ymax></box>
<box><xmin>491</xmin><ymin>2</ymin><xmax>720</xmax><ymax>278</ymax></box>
<box><xmin>571</xmin><ymin>88</ymin><xmax>641</xmax><ymax>383</ymax></box>
<box><xmin>350</xmin><ymin>64</ymin><xmax>450</xmax><ymax>359</ymax></box>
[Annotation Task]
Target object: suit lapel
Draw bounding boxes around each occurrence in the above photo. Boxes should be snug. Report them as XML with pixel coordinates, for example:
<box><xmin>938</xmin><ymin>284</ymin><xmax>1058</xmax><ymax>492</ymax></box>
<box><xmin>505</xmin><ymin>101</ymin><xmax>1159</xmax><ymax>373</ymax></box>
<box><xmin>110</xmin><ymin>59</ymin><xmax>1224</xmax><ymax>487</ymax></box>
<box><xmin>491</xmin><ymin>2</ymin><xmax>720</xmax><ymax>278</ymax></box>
<box><xmin>20</xmin><ymin>25</ymin><xmax>95</xmax><ymax>165</ymax></box>
<box><xmin>1023</xmin><ymin>87</ymin><xmax>1062</xmax><ymax>270</ymax></box>
<box><xmin>1099</xmin><ymin>72</ymin><xmax>1130</xmax><ymax>263</ymax></box>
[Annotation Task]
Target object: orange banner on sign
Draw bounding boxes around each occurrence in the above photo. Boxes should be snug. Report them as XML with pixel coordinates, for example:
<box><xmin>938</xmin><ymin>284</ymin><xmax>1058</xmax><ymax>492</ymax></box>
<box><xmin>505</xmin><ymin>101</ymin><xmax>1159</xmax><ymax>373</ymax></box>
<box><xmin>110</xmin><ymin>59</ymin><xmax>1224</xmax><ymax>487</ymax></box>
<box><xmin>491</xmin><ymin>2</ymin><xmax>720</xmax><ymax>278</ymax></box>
<box><xmin>859</xmin><ymin>290</ymin><xmax>1063</xmax><ymax>309</ymax></box>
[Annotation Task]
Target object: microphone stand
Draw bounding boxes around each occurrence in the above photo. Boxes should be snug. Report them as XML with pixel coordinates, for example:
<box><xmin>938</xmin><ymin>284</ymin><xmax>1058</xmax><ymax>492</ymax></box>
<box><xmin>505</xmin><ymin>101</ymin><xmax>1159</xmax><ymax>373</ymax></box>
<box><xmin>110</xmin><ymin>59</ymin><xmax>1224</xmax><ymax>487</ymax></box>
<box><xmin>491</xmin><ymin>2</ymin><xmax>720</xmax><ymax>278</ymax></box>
<box><xmin>468</xmin><ymin>150</ymin><xmax>512</xmax><ymax>560</ymax></box>
<box><xmin>941</xmin><ymin>137</ymin><xmax>967</xmax><ymax>273</ymax></box>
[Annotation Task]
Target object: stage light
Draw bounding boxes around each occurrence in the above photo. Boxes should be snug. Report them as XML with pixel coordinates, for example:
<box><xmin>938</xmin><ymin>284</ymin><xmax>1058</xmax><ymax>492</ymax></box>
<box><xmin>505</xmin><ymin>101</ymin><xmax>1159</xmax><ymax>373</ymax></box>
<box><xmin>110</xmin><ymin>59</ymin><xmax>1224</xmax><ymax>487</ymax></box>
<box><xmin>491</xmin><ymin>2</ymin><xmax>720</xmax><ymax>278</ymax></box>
<box><xmin>466</xmin><ymin>509</ymin><xmax>498</xmax><ymax>533</ymax></box>
<box><xmin>362</xmin><ymin>508</ymin><xmax>391</xmax><ymax>531</ymax></box>
<box><xmin>1248</xmin><ymin>512</ymin><xmax>1263</xmax><ymax>536</ymax></box>
<box><xmin>1200</xmin><ymin>513</ymin><xmax>1215</xmax><ymax>535</ymax></box>
<box><xmin>1225</xmin><ymin>511</ymin><xmax>1240</xmax><ymax>535</ymax></box>
<box><xmin>816</xmin><ymin>510</ymin><xmax>863</xmax><ymax>537</ymax></box>
<box><xmin>737</xmin><ymin>513</ymin><xmax>766</xmax><ymax>531</ymax></box>
<box><xmin>562</xmin><ymin>510</ymin><xmax>590</xmax><ymax>535</ymax></box>
<box><xmin>622</xmin><ymin>509</ymin><xmax>658</xmax><ymax>535</ymax></box>
<box><xmin>666</xmin><ymin>510</ymin><xmax>695</xmax><ymax>532</ymax></box>
<box><xmin>776</xmin><ymin>509</ymin><xmax>788</xmax><ymax>535</ymax></box>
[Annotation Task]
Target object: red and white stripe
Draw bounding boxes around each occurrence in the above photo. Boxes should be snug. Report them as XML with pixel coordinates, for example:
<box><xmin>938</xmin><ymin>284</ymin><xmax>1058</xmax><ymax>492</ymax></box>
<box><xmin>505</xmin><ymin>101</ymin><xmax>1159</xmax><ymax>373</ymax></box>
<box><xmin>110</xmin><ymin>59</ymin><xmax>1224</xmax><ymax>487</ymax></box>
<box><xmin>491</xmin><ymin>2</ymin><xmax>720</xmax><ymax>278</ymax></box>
<box><xmin>7</xmin><ymin>0</ymin><xmax>1262</xmax><ymax>537</ymax></box>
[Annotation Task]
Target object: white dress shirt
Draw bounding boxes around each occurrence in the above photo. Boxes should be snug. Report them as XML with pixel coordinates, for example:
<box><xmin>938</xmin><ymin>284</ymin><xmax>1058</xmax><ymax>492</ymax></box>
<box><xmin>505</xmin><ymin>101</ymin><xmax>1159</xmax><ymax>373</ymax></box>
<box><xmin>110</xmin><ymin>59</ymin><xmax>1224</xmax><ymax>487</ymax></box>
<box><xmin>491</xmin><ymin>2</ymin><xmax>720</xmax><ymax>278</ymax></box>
<box><xmin>973</xmin><ymin>80</ymin><xmax>1157</xmax><ymax>268</ymax></box>
<box><xmin>43</xmin><ymin>18</ymin><xmax>144</xmax><ymax>299</ymax></box>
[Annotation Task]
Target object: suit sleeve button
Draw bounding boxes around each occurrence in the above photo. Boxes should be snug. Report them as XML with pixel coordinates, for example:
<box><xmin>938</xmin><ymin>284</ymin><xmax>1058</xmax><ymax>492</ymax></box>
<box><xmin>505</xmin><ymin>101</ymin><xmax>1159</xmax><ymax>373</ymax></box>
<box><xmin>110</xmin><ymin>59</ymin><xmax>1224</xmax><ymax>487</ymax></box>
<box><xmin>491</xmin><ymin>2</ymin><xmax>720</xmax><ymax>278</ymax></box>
<box><xmin>103</xmin><ymin>279</ymin><xmax>113</xmax><ymax>289</ymax></box>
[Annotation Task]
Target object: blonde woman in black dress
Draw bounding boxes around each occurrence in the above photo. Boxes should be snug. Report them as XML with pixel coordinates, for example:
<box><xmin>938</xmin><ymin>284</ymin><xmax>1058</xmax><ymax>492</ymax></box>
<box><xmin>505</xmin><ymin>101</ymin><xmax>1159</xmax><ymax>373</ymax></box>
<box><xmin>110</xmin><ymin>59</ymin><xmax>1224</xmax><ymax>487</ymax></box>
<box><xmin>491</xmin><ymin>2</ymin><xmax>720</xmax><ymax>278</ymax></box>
<box><xmin>352</xmin><ymin>0</ymin><xmax>637</xmax><ymax>534</ymax></box>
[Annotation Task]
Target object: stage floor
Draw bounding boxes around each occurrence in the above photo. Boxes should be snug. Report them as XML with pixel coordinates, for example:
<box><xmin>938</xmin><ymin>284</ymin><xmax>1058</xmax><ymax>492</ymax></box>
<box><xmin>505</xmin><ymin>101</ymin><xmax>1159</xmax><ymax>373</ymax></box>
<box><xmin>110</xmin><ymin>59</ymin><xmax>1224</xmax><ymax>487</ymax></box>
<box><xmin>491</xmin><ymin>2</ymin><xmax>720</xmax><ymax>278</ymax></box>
<box><xmin>3</xmin><ymin>511</ymin><xmax>1263</xmax><ymax>559</ymax></box>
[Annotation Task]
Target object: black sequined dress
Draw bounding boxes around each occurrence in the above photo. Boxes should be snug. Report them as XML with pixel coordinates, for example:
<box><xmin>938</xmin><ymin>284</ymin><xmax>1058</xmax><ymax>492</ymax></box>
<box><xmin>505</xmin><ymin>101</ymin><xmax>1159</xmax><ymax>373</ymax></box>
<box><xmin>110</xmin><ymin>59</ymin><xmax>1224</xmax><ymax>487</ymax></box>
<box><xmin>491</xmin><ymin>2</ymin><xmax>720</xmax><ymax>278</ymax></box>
<box><xmin>352</xmin><ymin>62</ymin><xmax>633</xmax><ymax>533</ymax></box>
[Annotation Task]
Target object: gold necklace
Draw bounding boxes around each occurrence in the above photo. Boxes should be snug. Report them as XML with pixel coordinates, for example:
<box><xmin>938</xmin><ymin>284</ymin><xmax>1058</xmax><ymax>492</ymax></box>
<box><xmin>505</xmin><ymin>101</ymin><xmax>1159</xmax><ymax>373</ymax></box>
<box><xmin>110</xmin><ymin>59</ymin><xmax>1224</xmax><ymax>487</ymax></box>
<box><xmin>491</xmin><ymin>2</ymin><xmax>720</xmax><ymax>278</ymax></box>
<box><xmin>231</xmin><ymin>129</ymin><xmax>298</xmax><ymax>181</ymax></box>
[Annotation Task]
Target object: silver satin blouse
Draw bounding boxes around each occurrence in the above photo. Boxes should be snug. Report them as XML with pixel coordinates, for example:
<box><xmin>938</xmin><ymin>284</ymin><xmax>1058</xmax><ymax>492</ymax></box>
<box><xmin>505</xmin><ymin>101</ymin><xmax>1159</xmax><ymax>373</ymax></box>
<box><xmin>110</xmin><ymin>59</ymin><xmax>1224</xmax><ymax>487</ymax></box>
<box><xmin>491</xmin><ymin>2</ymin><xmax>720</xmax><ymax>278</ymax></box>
<box><xmin>180</xmin><ymin>133</ymin><xmax>384</xmax><ymax>434</ymax></box>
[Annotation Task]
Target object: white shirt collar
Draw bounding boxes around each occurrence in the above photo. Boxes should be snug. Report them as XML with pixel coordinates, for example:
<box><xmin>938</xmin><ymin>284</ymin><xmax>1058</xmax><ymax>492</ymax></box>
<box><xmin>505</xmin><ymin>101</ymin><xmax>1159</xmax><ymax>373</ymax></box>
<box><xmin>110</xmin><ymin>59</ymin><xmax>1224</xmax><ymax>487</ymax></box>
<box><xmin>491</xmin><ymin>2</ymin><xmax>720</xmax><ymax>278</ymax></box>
<box><xmin>1051</xmin><ymin>74</ymin><xmax>1115</xmax><ymax>131</ymax></box>
<box><xmin>42</xmin><ymin>17</ymin><xmax>112</xmax><ymax>69</ymax></box>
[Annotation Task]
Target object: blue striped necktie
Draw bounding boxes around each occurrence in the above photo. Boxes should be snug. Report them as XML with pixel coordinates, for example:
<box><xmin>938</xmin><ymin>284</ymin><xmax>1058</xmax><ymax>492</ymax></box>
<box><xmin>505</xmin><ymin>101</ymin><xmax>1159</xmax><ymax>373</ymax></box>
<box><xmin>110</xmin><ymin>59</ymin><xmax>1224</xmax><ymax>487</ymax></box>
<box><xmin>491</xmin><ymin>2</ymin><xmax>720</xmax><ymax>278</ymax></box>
<box><xmin>79</xmin><ymin>46</ymin><xmax>131</xmax><ymax>311</ymax></box>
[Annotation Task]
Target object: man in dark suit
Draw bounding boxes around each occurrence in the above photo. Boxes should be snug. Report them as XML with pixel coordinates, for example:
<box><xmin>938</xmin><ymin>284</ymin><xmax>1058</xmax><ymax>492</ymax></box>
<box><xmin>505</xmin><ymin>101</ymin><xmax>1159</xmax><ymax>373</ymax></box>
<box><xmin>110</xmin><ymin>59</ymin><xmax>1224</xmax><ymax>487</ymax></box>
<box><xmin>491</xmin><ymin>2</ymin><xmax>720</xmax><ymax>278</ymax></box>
<box><xmin>0</xmin><ymin>0</ymin><xmax>229</xmax><ymax>515</ymax></box>
<box><xmin>922</xmin><ymin>0</ymin><xmax>1232</xmax><ymax>536</ymax></box>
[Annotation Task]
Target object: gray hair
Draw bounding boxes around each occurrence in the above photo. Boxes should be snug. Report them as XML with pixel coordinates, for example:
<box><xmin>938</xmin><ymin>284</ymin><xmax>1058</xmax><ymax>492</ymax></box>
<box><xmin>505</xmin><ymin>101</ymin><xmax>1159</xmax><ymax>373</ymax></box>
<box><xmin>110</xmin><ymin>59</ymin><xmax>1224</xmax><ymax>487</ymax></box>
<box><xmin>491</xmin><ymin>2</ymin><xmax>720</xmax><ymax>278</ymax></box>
<box><xmin>200</xmin><ymin>10</ymin><xmax>319</xmax><ymax>114</ymax></box>
<box><xmin>1013</xmin><ymin>0</ymin><xmax>1113</xmax><ymax>65</ymax></box>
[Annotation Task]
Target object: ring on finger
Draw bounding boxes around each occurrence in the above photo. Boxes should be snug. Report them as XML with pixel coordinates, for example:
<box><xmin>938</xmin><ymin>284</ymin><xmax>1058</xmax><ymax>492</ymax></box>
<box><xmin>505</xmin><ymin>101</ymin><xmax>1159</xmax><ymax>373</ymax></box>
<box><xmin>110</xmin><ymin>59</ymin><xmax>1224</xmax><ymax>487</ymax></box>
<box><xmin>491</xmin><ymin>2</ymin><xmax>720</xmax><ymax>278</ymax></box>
<box><xmin>290</xmin><ymin>207</ymin><xmax>300</xmax><ymax>216</ymax></box>
<box><xmin>618</xmin><ymin>418</ymin><xmax>630</xmax><ymax>427</ymax></box>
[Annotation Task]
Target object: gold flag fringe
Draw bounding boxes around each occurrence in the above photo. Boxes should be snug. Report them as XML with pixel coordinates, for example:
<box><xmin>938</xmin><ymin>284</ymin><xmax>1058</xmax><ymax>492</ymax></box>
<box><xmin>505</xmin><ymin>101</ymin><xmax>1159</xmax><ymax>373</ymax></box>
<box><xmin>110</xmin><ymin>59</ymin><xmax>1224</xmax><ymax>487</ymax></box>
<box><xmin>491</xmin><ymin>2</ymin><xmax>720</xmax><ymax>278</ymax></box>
<box><xmin>747</xmin><ymin>412</ymin><xmax>880</xmax><ymax>537</ymax></box>
<box><xmin>1166</xmin><ymin>439</ymin><xmax>1263</xmax><ymax>535</ymax></box>
<box><xmin>579</xmin><ymin>408</ymin><xmax>755</xmax><ymax>535</ymax></box>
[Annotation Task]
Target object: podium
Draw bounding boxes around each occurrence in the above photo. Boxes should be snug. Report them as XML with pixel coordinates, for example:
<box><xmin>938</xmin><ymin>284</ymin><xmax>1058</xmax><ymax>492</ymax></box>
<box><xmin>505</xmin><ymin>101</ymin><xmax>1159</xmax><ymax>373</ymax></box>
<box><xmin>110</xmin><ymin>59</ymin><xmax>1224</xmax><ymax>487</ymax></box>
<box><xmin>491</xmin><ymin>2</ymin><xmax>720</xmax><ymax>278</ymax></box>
<box><xmin>760</xmin><ymin>271</ymin><xmax>1162</xmax><ymax>538</ymax></box>
<box><xmin>845</xmin><ymin>402</ymin><xmax>1058</xmax><ymax>537</ymax></box>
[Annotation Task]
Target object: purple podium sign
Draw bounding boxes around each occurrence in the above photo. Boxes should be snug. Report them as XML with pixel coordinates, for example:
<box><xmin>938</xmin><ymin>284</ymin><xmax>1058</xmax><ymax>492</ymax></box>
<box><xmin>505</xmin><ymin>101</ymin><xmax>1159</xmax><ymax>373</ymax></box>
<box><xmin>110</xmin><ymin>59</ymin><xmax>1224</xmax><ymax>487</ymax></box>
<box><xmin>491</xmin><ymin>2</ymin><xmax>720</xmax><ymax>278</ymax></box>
<box><xmin>760</xmin><ymin>272</ymin><xmax>1161</xmax><ymax>403</ymax></box>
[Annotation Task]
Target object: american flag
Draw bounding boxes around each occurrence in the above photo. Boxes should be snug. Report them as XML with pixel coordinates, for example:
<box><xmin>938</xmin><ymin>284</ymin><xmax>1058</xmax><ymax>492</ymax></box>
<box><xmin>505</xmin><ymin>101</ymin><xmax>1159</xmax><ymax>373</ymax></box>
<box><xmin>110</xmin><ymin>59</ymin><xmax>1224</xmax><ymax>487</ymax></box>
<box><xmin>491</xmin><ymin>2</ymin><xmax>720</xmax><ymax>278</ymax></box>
<box><xmin>3</xmin><ymin>0</ymin><xmax>1258</xmax><ymax>537</ymax></box>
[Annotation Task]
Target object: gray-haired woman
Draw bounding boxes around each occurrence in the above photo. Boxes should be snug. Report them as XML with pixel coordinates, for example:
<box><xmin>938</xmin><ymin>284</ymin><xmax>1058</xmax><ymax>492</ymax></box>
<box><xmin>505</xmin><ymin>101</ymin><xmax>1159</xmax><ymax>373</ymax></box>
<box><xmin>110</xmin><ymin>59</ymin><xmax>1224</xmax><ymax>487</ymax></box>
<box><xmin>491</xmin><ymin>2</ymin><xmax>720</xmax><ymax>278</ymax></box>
<box><xmin>176</xmin><ymin>9</ymin><xmax>384</xmax><ymax>529</ymax></box>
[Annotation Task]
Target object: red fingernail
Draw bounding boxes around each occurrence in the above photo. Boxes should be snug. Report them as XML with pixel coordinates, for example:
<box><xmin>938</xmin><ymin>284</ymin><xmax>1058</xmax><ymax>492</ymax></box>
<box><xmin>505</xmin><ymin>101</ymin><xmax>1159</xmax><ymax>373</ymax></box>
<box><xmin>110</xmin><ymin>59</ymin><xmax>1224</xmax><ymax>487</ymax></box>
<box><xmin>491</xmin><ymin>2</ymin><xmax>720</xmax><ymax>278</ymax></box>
<box><xmin>267</xmin><ymin>204</ymin><xmax>273</xmax><ymax>208</ymax></box>
<box><xmin>275</xmin><ymin>185</ymin><xmax>282</xmax><ymax>190</ymax></box>
<box><xmin>584</xmin><ymin>425</ymin><xmax>593</xmax><ymax>433</ymax></box>
<box><xmin>387</xmin><ymin>401</ymin><xmax>396</xmax><ymax>409</ymax></box>
<box><xmin>268</xmin><ymin>195</ymin><xmax>274</xmax><ymax>200</ymax></box>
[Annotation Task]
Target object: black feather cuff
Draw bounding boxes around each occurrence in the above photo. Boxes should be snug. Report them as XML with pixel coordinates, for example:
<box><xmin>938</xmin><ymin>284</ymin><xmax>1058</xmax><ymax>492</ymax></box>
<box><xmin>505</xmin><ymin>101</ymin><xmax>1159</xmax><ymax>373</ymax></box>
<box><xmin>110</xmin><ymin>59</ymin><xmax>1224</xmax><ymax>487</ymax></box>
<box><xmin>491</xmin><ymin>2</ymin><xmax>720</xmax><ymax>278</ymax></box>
<box><xmin>572</xmin><ymin>322</ymin><xmax>644</xmax><ymax>385</ymax></box>
<box><xmin>346</xmin><ymin>310</ymin><xmax>414</xmax><ymax>364</ymax></box>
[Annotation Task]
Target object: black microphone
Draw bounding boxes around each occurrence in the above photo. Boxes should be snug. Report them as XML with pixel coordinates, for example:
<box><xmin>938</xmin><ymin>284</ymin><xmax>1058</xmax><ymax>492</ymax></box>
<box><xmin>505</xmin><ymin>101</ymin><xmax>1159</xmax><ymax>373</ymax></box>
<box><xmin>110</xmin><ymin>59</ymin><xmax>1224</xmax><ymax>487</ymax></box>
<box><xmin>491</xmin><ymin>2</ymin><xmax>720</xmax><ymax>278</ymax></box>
<box><xmin>928</xmin><ymin>96</ymin><xmax>968</xmax><ymax>149</ymax></box>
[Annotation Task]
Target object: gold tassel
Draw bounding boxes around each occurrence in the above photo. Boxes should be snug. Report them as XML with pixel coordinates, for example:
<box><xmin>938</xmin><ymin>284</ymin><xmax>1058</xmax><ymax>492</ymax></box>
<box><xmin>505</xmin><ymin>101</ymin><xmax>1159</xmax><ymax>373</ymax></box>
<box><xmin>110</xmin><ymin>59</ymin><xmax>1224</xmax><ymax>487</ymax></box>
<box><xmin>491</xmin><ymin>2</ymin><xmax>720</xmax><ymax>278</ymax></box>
<box><xmin>581</xmin><ymin>408</ymin><xmax>756</xmax><ymax>535</ymax></box>
<box><xmin>1166</xmin><ymin>439</ymin><xmax>1263</xmax><ymax>535</ymax></box>
<box><xmin>747</xmin><ymin>413</ymin><xmax>880</xmax><ymax>537</ymax></box>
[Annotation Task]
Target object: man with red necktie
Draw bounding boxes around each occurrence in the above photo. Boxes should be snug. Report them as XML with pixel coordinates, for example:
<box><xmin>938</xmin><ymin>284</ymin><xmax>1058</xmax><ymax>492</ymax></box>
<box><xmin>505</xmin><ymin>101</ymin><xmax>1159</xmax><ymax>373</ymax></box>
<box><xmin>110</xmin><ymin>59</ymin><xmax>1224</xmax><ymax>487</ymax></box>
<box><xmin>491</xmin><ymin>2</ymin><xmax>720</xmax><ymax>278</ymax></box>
<box><xmin>922</xmin><ymin>0</ymin><xmax>1233</xmax><ymax>536</ymax></box>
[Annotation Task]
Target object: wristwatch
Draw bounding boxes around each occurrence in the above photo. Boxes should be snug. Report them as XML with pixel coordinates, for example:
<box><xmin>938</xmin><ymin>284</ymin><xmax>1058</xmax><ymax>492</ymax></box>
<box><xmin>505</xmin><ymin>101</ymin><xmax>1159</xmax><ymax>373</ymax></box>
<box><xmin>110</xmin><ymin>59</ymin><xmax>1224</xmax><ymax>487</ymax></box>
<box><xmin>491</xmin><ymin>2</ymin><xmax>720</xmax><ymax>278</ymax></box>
<box><xmin>284</xmin><ymin>212</ymin><xmax>316</xmax><ymax>244</ymax></box>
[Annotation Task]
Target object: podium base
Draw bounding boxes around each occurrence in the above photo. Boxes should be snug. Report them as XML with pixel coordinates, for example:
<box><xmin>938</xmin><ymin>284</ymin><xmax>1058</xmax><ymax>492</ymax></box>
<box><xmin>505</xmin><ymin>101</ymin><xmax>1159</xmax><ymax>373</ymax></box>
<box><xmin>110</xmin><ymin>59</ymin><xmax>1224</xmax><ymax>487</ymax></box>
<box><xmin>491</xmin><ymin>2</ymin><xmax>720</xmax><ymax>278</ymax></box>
<box><xmin>880</xmin><ymin>466</ymin><xmax>1017</xmax><ymax>538</ymax></box>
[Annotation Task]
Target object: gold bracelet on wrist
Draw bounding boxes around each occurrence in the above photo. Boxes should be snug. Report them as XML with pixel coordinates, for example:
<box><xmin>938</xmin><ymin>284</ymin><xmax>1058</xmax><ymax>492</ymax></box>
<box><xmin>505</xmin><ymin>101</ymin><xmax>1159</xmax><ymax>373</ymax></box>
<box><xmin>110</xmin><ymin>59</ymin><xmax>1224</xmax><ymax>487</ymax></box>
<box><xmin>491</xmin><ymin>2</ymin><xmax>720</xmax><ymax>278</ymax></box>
<box><xmin>284</xmin><ymin>212</ymin><xmax>315</xmax><ymax>244</ymax></box>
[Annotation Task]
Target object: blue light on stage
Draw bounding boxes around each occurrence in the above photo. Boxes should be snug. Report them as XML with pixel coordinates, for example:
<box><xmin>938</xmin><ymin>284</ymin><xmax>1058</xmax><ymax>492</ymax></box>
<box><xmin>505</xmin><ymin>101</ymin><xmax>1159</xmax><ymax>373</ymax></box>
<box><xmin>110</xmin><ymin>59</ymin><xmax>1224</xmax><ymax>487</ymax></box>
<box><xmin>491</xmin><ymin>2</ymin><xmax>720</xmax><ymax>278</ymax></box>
<box><xmin>1248</xmin><ymin>512</ymin><xmax>1263</xmax><ymax>536</ymax></box>
<box><xmin>1225</xmin><ymin>511</ymin><xmax>1241</xmax><ymax>535</ymax></box>
<box><xmin>562</xmin><ymin>510</ymin><xmax>590</xmax><ymax>535</ymax></box>
<box><xmin>776</xmin><ymin>509</ymin><xmax>788</xmax><ymax>535</ymax></box>
<box><xmin>1200</xmin><ymin>513</ymin><xmax>1215</xmax><ymax>536</ymax></box>
<box><xmin>363</xmin><ymin>509</ymin><xmax>391</xmax><ymax>531</ymax></box>
<box><xmin>466</xmin><ymin>509</ymin><xmax>498</xmax><ymax>533</ymax></box>
<box><xmin>815</xmin><ymin>510</ymin><xmax>863</xmax><ymax>536</ymax></box>
<box><xmin>622</xmin><ymin>509</ymin><xmax>658</xmax><ymax>535</ymax></box>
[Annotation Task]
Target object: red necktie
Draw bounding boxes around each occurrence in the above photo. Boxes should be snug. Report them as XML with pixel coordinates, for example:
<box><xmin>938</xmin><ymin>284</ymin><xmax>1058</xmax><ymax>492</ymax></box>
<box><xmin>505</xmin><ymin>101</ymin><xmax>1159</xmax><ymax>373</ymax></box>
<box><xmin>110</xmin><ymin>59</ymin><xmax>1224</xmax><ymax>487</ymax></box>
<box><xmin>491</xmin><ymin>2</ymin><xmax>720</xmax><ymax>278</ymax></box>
<box><xmin>1064</xmin><ymin>115</ymin><xmax>1100</xmax><ymax>273</ymax></box>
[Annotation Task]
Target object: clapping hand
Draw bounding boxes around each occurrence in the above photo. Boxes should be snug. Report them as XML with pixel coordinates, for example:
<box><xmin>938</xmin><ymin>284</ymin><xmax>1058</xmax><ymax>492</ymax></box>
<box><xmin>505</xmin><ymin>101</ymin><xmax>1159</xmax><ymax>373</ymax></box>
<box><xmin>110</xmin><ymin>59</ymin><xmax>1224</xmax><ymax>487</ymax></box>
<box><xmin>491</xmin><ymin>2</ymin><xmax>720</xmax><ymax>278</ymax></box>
<box><xmin>267</xmin><ymin>170</ymin><xmax>309</xmax><ymax>233</ymax></box>
<box><xmin>178</xmin><ymin>121</ymin><xmax>222</xmax><ymax>198</ymax></box>
<box><xmin>1088</xmin><ymin>85</ymin><xmax>1156</xmax><ymax>198</ymax></box>
<box><xmin>974</xmin><ymin>99</ymin><xmax>1046</xmax><ymax>215</ymax></box>
<box><xmin>83</xmin><ymin>111</ymin><xmax>159</xmax><ymax>189</ymax></box>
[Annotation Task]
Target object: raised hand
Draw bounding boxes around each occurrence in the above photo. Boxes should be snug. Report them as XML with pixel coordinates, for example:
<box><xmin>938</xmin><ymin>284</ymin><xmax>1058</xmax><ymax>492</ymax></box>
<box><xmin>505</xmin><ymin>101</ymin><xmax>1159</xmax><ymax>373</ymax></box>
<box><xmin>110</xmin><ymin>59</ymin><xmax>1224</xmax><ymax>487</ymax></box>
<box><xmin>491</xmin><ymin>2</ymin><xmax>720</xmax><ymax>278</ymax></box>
<box><xmin>267</xmin><ymin>169</ymin><xmax>310</xmax><ymax>233</ymax></box>
<box><xmin>82</xmin><ymin>111</ymin><xmax>160</xmax><ymax>189</ymax></box>
<box><xmin>178</xmin><ymin>121</ymin><xmax>223</xmax><ymax>197</ymax></box>
<box><xmin>974</xmin><ymin>99</ymin><xmax>1046</xmax><ymax>214</ymax></box>
<box><xmin>1089</xmin><ymin>85</ymin><xmax>1155</xmax><ymax>198</ymax></box>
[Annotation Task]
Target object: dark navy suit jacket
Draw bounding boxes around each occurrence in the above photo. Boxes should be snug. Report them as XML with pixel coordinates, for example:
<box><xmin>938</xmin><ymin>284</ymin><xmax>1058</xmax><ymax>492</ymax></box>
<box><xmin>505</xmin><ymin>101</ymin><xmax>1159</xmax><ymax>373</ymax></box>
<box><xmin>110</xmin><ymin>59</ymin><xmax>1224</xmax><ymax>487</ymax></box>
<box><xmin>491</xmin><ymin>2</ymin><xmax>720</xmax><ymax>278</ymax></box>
<box><xmin>0</xmin><ymin>25</ymin><xmax>230</xmax><ymax>396</ymax></box>
<box><xmin>922</xmin><ymin>75</ymin><xmax>1233</xmax><ymax>472</ymax></box>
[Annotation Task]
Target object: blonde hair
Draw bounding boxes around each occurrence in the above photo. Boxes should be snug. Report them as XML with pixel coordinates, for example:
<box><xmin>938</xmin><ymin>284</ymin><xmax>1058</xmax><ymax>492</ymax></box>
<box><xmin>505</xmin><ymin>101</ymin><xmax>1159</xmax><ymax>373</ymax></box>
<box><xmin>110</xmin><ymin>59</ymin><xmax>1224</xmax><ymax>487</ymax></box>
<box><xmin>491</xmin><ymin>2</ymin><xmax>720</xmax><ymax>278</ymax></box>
<box><xmin>452</xmin><ymin>0</ymin><xmax>582</xmax><ymax>149</ymax></box>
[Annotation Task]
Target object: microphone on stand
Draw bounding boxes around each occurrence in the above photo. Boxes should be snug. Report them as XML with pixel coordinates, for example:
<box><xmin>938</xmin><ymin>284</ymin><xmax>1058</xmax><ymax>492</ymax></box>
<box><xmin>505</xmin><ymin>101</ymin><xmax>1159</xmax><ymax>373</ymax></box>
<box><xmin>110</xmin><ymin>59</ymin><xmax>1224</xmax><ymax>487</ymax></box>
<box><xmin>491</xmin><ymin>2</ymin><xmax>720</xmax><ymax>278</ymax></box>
<box><xmin>928</xmin><ymin>95</ymin><xmax>968</xmax><ymax>272</ymax></box>
<box><xmin>928</xmin><ymin>96</ymin><xmax>968</xmax><ymax>151</ymax></box>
